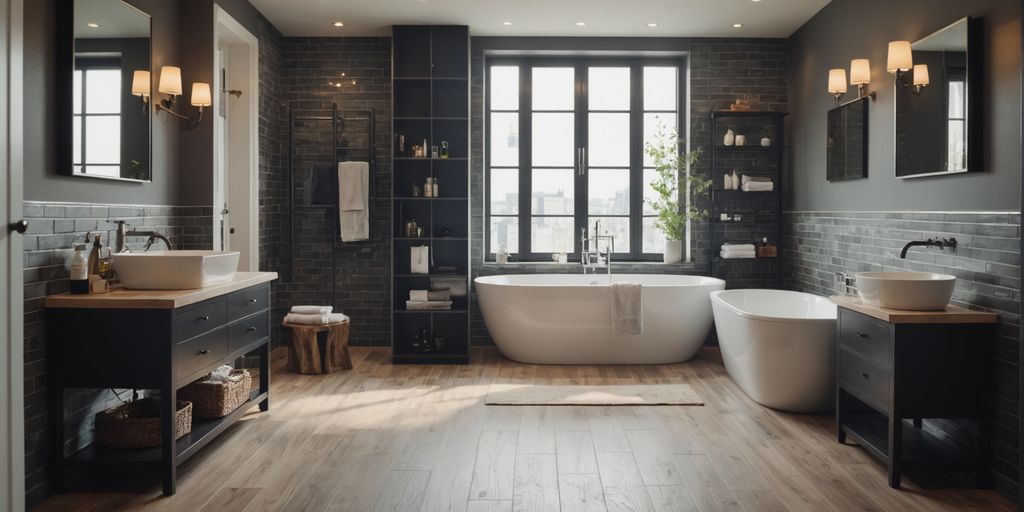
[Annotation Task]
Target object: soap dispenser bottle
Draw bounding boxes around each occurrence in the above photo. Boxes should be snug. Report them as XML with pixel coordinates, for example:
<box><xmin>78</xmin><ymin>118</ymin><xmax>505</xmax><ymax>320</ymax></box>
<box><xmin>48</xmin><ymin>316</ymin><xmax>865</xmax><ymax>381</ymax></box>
<box><xmin>69</xmin><ymin>243</ymin><xmax>89</xmax><ymax>295</ymax></box>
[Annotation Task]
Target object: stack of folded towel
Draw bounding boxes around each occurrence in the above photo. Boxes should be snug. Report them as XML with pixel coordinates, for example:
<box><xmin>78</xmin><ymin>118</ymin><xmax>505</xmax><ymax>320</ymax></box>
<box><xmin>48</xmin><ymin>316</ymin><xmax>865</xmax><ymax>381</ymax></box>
<box><xmin>406</xmin><ymin>289</ymin><xmax>453</xmax><ymax>311</ymax></box>
<box><xmin>741</xmin><ymin>175</ymin><xmax>774</xmax><ymax>192</ymax></box>
<box><xmin>284</xmin><ymin>305</ymin><xmax>350</xmax><ymax>325</ymax></box>
<box><xmin>720</xmin><ymin>243</ymin><xmax>757</xmax><ymax>259</ymax></box>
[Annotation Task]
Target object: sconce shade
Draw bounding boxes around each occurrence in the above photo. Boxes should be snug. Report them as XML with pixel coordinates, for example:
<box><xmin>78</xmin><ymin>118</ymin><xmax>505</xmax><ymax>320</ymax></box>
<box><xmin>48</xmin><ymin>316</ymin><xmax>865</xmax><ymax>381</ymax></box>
<box><xmin>828</xmin><ymin>68</ymin><xmax>848</xmax><ymax>94</ymax></box>
<box><xmin>913</xmin><ymin>64</ymin><xmax>930</xmax><ymax>86</ymax></box>
<box><xmin>850</xmin><ymin>59</ymin><xmax>870</xmax><ymax>85</ymax></box>
<box><xmin>131</xmin><ymin>70</ymin><xmax>150</xmax><ymax>97</ymax></box>
<box><xmin>887</xmin><ymin>41</ymin><xmax>913</xmax><ymax>73</ymax></box>
<box><xmin>158</xmin><ymin>66</ymin><xmax>183</xmax><ymax>96</ymax></box>
<box><xmin>191</xmin><ymin>82</ymin><xmax>212</xmax><ymax>107</ymax></box>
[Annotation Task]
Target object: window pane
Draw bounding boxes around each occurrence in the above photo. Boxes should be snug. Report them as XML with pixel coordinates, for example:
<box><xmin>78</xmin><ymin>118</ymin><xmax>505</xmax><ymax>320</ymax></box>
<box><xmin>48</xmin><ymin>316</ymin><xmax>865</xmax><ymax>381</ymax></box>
<box><xmin>490</xmin><ymin>168</ymin><xmax>519</xmax><ymax>214</ymax></box>
<box><xmin>948</xmin><ymin>120</ymin><xmax>965</xmax><ymax>171</ymax></box>
<box><xmin>73</xmin><ymin>70</ymin><xmax>83</xmax><ymax>114</ymax></box>
<box><xmin>84</xmin><ymin>165</ymin><xmax>120</xmax><ymax>178</ymax></box>
<box><xmin>72</xmin><ymin>116</ymin><xmax>82</xmax><ymax>165</ymax></box>
<box><xmin>588</xmin><ymin>113</ymin><xmax>629</xmax><ymax>167</ymax></box>
<box><xmin>532</xmin><ymin>67</ymin><xmax>574</xmax><ymax>110</ymax></box>
<box><xmin>531</xmin><ymin>217</ymin><xmax>574</xmax><ymax>253</ymax></box>
<box><xmin>644</xmin><ymin>67</ymin><xmax>677</xmax><ymax>111</ymax></box>
<box><xmin>532</xmin><ymin>169</ymin><xmax>574</xmax><ymax>215</ymax></box>
<box><xmin>588</xmin><ymin>168</ymin><xmax>629</xmax><ymax>215</ymax></box>
<box><xmin>588</xmin><ymin>67</ymin><xmax>630</xmax><ymax>110</ymax></box>
<box><xmin>643</xmin><ymin>113</ymin><xmax>678</xmax><ymax>167</ymax></box>
<box><xmin>85</xmin><ymin>116</ymin><xmax>120</xmax><ymax>163</ymax></box>
<box><xmin>643</xmin><ymin>217</ymin><xmax>667</xmax><ymax>254</ymax></box>
<box><xmin>85</xmin><ymin>69</ymin><xmax>121</xmax><ymax>114</ymax></box>
<box><xmin>490</xmin><ymin>112</ymin><xmax>519</xmax><ymax>166</ymax></box>
<box><xmin>588</xmin><ymin>217</ymin><xmax>629</xmax><ymax>254</ymax></box>
<box><xmin>643</xmin><ymin>168</ymin><xmax>663</xmax><ymax>216</ymax></box>
<box><xmin>948</xmin><ymin>81</ymin><xmax>964</xmax><ymax>119</ymax></box>
<box><xmin>490</xmin><ymin>66</ymin><xmax>519</xmax><ymax>110</ymax></box>
<box><xmin>491</xmin><ymin>216</ymin><xmax>519</xmax><ymax>254</ymax></box>
<box><xmin>532</xmin><ymin>113</ymin><xmax>574</xmax><ymax>167</ymax></box>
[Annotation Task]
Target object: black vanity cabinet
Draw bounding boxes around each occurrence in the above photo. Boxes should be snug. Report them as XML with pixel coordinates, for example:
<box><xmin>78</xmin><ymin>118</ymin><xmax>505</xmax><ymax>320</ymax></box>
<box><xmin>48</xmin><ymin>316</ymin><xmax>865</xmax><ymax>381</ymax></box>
<box><xmin>45</xmin><ymin>272</ymin><xmax>277</xmax><ymax>496</ymax></box>
<box><xmin>832</xmin><ymin>295</ymin><xmax>997</xmax><ymax>488</ymax></box>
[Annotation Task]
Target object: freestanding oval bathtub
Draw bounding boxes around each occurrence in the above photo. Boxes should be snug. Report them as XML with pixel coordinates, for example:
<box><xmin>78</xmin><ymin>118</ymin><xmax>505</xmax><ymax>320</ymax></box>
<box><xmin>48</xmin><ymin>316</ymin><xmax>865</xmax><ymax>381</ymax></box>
<box><xmin>711</xmin><ymin>289</ymin><xmax>837</xmax><ymax>413</ymax></box>
<box><xmin>475</xmin><ymin>274</ymin><xmax>725</xmax><ymax>364</ymax></box>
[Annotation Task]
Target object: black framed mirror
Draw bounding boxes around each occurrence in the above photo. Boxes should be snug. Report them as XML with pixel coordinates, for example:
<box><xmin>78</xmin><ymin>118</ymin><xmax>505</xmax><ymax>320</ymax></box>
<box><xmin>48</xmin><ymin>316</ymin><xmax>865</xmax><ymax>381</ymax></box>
<box><xmin>57</xmin><ymin>0</ymin><xmax>152</xmax><ymax>182</ymax></box>
<box><xmin>895</xmin><ymin>17</ymin><xmax>982</xmax><ymax>179</ymax></box>
<box><xmin>827</xmin><ymin>95</ymin><xmax>870</xmax><ymax>182</ymax></box>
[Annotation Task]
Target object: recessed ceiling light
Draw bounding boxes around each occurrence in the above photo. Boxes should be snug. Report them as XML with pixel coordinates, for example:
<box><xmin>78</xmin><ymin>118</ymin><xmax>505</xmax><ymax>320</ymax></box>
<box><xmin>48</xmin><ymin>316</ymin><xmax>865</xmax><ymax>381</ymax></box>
<box><xmin>86</xmin><ymin>22</ymin><xmax>99</xmax><ymax>28</ymax></box>
<box><xmin>502</xmin><ymin>21</ymin><xmax>512</xmax><ymax>26</ymax></box>
<box><xmin>732</xmin><ymin>23</ymin><xmax>744</xmax><ymax>28</ymax></box>
<box><xmin>575</xmin><ymin>21</ymin><xmax>587</xmax><ymax>27</ymax></box>
<box><xmin>647</xmin><ymin>23</ymin><xmax>658</xmax><ymax>28</ymax></box>
<box><xmin>332</xmin><ymin>21</ymin><xmax>345</xmax><ymax>27</ymax></box>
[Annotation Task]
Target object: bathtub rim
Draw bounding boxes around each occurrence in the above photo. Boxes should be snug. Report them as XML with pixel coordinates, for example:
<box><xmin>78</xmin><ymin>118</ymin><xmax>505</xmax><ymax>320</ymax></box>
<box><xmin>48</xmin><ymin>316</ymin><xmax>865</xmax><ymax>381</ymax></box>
<box><xmin>474</xmin><ymin>273</ymin><xmax>726</xmax><ymax>288</ymax></box>
<box><xmin>710</xmin><ymin>289</ymin><xmax>837</xmax><ymax>324</ymax></box>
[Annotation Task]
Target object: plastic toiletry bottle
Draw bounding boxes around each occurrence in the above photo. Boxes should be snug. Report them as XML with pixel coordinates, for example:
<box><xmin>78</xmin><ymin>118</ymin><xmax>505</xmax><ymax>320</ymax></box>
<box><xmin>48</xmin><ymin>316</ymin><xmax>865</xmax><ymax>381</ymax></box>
<box><xmin>432</xmin><ymin>178</ymin><xmax>439</xmax><ymax>198</ymax></box>
<box><xmin>69</xmin><ymin>243</ymin><xmax>89</xmax><ymax>295</ymax></box>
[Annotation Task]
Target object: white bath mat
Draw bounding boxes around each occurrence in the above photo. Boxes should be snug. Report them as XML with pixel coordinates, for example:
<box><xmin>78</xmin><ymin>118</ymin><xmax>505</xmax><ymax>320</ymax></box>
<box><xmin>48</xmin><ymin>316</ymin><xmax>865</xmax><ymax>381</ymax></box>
<box><xmin>484</xmin><ymin>384</ymin><xmax>704</xmax><ymax>406</ymax></box>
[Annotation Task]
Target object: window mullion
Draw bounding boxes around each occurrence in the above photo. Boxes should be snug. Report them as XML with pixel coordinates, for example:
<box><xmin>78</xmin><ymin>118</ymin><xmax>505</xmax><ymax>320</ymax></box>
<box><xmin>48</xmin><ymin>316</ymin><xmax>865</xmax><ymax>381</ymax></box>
<box><xmin>519</xmin><ymin>64</ymin><xmax>532</xmax><ymax>257</ymax></box>
<box><xmin>629</xmin><ymin>63</ymin><xmax>644</xmax><ymax>259</ymax></box>
<box><xmin>574</xmin><ymin>61</ymin><xmax>587</xmax><ymax>258</ymax></box>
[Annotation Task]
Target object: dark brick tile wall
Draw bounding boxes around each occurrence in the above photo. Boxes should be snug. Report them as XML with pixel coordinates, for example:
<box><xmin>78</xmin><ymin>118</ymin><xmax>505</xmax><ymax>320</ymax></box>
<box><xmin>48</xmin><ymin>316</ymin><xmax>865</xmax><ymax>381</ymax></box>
<box><xmin>21</xmin><ymin>201</ymin><xmax>212</xmax><ymax>506</ymax></box>
<box><xmin>468</xmin><ymin>37</ymin><xmax>790</xmax><ymax>345</ymax></box>
<box><xmin>785</xmin><ymin>210</ymin><xmax>1021</xmax><ymax>496</ymax></box>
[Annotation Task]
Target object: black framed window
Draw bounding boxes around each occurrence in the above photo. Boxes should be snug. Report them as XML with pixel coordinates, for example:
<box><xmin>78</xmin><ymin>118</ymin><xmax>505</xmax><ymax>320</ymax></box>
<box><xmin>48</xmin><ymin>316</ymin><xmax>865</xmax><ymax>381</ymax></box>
<box><xmin>485</xmin><ymin>56</ymin><xmax>686</xmax><ymax>261</ymax></box>
<box><xmin>73</xmin><ymin>57</ymin><xmax>122</xmax><ymax>177</ymax></box>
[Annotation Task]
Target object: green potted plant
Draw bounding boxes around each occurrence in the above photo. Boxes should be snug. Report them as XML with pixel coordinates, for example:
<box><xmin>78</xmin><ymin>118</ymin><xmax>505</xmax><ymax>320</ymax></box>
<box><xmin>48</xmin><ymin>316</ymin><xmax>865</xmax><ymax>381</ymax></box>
<box><xmin>644</xmin><ymin>127</ymin><xmax>711</xmax><ymax>264</ymax></box>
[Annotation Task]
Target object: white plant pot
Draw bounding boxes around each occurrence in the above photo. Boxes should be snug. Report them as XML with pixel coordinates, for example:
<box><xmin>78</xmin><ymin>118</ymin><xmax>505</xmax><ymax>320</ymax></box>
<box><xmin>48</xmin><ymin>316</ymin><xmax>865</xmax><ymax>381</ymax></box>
<box><xmin>663</xmin><ymin>239</ymin><xmax>683</xmax><ymax>264</ymax></box>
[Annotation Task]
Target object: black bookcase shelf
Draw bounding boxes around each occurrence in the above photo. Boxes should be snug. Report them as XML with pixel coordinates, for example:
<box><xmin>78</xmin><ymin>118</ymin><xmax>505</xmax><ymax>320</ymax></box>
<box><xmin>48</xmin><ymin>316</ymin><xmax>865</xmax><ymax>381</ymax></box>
<box><xmin>708</xmin><ymin>111</ymin><xmax>787</xmax><ymax>286</ymax></box>
<box><xmin>391</xmin><ymin>25</ymin><xmax>471</xmax><ymax>365</ymax></box>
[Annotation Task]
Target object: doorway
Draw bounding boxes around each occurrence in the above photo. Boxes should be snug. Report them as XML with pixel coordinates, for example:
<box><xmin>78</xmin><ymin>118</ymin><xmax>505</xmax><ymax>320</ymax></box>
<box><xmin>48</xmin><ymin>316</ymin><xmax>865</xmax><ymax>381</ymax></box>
<box><xmin>213</xmin><ymin>6</ymin><xmax>259</xmax><ymax>271</ymax></box>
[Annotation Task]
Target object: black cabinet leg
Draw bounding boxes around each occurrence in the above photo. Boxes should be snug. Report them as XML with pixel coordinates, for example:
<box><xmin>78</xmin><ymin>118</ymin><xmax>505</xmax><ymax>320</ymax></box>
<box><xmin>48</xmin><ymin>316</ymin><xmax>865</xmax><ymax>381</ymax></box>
<box><xmin>259</xmin><ymin>341</ymin><xmax>270</xmax><ymax>412</ymax></box>
<box><xmin>888</xmin><ymin>417</ymin><xmax>902</xmax><ymax>488</ymax></box>
<box><xmin>161</xmin><ymin>386</ymin><xmax>177</xmax><ymax>496</ymax></box>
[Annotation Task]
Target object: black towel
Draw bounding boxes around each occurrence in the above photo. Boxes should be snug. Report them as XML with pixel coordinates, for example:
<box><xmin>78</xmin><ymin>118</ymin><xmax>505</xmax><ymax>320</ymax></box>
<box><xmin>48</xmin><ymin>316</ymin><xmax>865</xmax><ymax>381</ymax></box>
<box><xmin>308</xmin><ymin>162</ymin><xmax>337</xmax><ymax>205</ymax></box>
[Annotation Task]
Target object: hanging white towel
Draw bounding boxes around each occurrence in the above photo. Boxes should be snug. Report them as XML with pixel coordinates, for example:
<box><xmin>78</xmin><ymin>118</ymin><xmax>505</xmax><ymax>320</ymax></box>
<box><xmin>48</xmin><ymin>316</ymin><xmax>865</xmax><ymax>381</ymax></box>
<box><xmin>290</xmin><ymin>305</ymin><xmax>333</xmax><ymax>315</ymax></box>
<box><xmin>339</xmin><ymin>161</ymin><xmax>369</xmax><ymax>241</ymax></box>
<box><xmin>411</xmin><ymin>245</ymin><xmax>430</xmax><ymax>274</ymax></box>
<box><xmin>611</xmin><ymin>282</ymin><xmax>643</xmax><ymax>336</ymax></box>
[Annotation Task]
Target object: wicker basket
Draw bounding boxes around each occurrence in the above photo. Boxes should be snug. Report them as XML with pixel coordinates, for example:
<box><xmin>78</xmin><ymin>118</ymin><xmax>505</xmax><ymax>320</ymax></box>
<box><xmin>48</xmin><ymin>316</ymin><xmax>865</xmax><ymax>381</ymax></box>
<box><xmin>178</xmin><ymin>369</ymin><xmax>252</xmax><ymax>418</ymax></box>
<box><xmin>95</xmin><ymin>398</ymin><xmax>193</xmax><ymax>449</ymax></box>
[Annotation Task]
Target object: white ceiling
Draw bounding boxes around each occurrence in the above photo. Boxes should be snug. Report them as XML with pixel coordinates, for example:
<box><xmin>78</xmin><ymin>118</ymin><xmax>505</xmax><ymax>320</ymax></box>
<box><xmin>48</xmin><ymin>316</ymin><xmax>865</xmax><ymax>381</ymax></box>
<box><xmin>251</xmin><ymin>0</ymin><xmax>831</xmax><ymax>38</ymax></box>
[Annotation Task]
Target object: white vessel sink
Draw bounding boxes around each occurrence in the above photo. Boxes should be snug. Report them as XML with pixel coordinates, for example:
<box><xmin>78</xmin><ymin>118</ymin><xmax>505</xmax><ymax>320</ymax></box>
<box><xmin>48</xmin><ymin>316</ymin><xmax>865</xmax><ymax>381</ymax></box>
<box><xmin>855</xmin><ymin>271</ymin><xmax>957</xmax><ymax>311</ymax></box>
<box><xmin>113</xmin><ymin>251</ymin><xmax>240</xmax><ymax>290</ymax></box>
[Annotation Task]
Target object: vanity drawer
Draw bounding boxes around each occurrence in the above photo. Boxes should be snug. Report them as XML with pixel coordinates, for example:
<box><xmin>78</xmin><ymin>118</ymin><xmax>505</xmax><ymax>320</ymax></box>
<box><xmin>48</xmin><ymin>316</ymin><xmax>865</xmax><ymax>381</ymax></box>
<box><xmin>839</xmin><ymin>309</ymin><xmax>892</xmax><ymax>368</ymax></box>
<box><xmin>175</xmin><ymin>327</ymin><xmax>228</xmax><ymax>379</ymax></box>
<box><xmin>228</xmin><ymin>310</ymin><xmax>269</xmax><ymax>354</ymax></box>
<box><xmin>173</xmin><ymin>298</ymin><xmax>228</xmax><ymax>343</ymax></box>
<box><xmin>839</xmin><ymin>348</ymin><xmax>891</xmax><ymax>411</ymax></box>
<box><xmin>228</xmin><ymin>285</ymin><xmax>270</xmax><ymax>323</ymax></box>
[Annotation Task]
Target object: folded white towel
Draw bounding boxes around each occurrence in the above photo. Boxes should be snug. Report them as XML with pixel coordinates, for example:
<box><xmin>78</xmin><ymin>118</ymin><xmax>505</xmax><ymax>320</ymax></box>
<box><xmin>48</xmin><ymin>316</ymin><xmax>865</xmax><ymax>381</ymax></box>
<box><xmin>290</xmin><ymin>305</ymin><xmax>333</xmax><ymax>315</ymax></box>
<box><xmin>339</xmin><ymin>161</ymin><xmax>370</xmax><ymax>241</ymax></box>
<box><xmin>406</xmin><ymin>300</ymin><xmax>453</xmax><ymax>311</ymax></box>
<box><xmin>284</xmin><ymin>312</ymin><xmax>331</xmax><ymax>325</ymax></box>
<box><xmin>611</xmin><ymin>282</ymin><xmax>643</xmax><ymax>336</ymax></box>
<box><xmin>721</xmin><ymin>244</ymin><xmax>756</xmax><ymax>252</ymax></box>
<box><xmin>409</xmin><ymin>289</ymin><xmax>451</xmax><ymax>302</ymax></box>
<box><xmin>720</xmin><ymin>251</ymin><xmax>757</xmax><ymax>259</ymax></box>
<box><xmin>741</xmin><ymin>175</ymin><xmax>772</xmax><ymax>185</ymax></box>
<box><xmin>430</xmin><ymin>278</ymin><xmax>467</xmax><ymax>297</ymax></box>
<box><xmin>327</xmin><ymin>313</ymin><xmax>350</xmax><ymax>324</ymax></box>
<box><xmin>742</xmin><ymin>181</ymin><xmax>774</xmax><ymax>192</ymax></box>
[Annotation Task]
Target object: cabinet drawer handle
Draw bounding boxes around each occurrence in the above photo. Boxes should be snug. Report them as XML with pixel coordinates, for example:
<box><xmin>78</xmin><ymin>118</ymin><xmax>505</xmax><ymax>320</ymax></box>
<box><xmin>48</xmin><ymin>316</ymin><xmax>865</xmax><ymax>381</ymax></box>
<box><xmin>857</xmin><ymin>332</ymin><xmax>869</xmax><ymax>339</ymax></box>
<box><xmin>860</xmin><ymin>372</ymin><xmax>869</xmax><ymax>379</ymax></box>
<box><xmin>197</xmin><ymin>349</ymin><xmax>210</xmax><ymax>355</ymax></box>
<box><xmin>199</xmin><ymin>315</ymin><xmax>210</xmax><ymax>321</ymax></box>
<box><xmin>247</xmin><ymin>326</ymin><xmax>257</xmax><ymax>332</ymax></box>
<box><xmin>248</xmin><ymin>298</ymin><xmax>258</xmax><ymax>304</ymax></box>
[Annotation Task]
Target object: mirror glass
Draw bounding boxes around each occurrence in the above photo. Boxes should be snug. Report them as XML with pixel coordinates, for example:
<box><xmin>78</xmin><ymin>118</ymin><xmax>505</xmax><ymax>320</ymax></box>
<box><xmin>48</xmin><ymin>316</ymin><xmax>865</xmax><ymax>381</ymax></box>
<box><xmin>71</xmin><ymin>0</ymin><xmax>151</xmax><ymax>181</ymax></box>
<box><xmin>895</xmin><ymin>18</ymin><xmax>974</xmax><ymax>178</ymax></box>
<box><xmin>827</xmin><ymin>97</ymin><xmax>869</xmax><ymax>181</ymax></box>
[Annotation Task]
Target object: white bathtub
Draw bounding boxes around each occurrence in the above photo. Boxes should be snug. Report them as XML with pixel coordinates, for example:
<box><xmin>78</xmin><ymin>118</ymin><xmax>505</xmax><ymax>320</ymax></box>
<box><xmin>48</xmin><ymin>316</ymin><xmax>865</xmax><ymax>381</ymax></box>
<box><xmin>711</xmin><ymin>289</ymin><xmax>837</xmax><ymax>413</ymax></box>
<box><xmin>475</xmin><ymin>274</ymin><xmax>725</xmax><ymax>364</ymax></box>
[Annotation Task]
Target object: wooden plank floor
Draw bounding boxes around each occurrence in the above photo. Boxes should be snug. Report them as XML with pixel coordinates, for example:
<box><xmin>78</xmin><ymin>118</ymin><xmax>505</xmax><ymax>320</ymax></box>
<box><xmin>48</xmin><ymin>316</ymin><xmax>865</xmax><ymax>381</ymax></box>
<box><xmin>37</xmin><ymin>347</ymin><xmax>1014</xmax><ymax>512</ymax></box>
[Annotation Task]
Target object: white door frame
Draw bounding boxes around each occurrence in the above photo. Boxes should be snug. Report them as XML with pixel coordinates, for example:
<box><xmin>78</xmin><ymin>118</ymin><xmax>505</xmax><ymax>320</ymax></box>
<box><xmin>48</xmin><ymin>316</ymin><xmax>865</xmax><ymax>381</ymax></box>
<box><xmin>1</xmin><ymin>0</ymin><xmax>25</xmax><ymax>509</ymax></box>
<box><xmin>212</xmin><ymin>5</ymin><xmax>259</xmax><ymax>270</ymax></box>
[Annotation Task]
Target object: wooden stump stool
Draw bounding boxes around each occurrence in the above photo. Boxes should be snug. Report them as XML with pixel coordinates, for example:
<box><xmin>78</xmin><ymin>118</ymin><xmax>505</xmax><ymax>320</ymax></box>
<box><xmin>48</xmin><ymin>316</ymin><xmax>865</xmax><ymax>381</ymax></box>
<box><xmin>283</xmin><ymin>320</ymin><xmax>352</xmax><ymax>374</ymax></box>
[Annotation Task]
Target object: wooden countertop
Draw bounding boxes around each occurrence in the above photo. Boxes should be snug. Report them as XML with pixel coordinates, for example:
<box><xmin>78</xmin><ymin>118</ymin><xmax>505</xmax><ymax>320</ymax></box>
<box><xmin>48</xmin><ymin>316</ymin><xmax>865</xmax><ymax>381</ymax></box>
<box><xmin>830</xmin><ymin>295</ymin><xmax>998</xmax><ymax>324</ymax></box>
<box><xmin>45</xmin><ymin>272</ymin><xmax>278</xmax><ymax>310</ymax></box>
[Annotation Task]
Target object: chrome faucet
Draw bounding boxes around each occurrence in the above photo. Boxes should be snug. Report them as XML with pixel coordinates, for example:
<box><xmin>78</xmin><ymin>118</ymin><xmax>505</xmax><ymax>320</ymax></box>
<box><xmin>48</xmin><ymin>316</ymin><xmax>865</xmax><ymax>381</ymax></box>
<box><xmin>110</xmin><ymin>220</ymin><xmax>173</xmax><ymax>253</ymax></box>
<box><xmin>581</xmin><ymin>220</ymin><xmax>615</xmax><ymax>279</ymax></box>
<box><xmin>900</xmin><ymin>237</ymin><xmax>957</xmax><ymax>259</ymax></box>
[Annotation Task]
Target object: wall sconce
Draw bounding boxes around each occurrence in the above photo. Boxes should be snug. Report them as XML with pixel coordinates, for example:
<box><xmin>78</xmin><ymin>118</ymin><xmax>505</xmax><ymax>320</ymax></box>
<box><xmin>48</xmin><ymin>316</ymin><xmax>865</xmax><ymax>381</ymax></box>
<box><xmin>850</xmin><ymin>59</ymin><xmax>871</xmax><ymax>97</ymax></box>
<box><xmin>887</xmin><ymin>40</ymin><xmax>913</xmax><ymax>84</ymax></box>
<box><xmin>130</xmin><ymin>70</ymin><xmax>150</xmax><ymax>114</ymax></box>
<box><xmin>827</xmin><ymin>68</ymin><xmax>847</xmax><ymax>102</ymax></box>
<box><xmin>191</xmin><ymin>82</ymin><xmax>212</xmax><ymax>122</ymax></box>
<box><xmin>911</xmin><ymin>64</ymin><xmax>929</xmax><ymax>95</ymax></box>
<box><xmin>155</xmin><ymin>65</ymin><xmax>209</xmax><ymax>125</ymax></box>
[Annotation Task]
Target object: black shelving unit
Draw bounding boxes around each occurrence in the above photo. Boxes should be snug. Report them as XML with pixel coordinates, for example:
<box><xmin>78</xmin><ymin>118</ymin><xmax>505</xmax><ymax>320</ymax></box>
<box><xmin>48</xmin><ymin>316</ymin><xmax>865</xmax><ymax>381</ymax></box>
<box><xmin>708</xmin><ymin>111</ymin><xmax>788</xmax><ymax>286</ymax></box>
<box><xmin>391</xmin><ymin>26</ymin><xmax>470</xmax><ymax>364</ymax></box>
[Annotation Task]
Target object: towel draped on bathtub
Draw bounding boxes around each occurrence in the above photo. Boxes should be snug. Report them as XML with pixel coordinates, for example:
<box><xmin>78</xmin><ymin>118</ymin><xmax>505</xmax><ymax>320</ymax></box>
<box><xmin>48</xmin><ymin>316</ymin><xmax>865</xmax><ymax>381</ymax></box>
<box><xmin>611</xmin><ymin>282</ymin><xmax>643</xmax><ymax>336</ymax></box>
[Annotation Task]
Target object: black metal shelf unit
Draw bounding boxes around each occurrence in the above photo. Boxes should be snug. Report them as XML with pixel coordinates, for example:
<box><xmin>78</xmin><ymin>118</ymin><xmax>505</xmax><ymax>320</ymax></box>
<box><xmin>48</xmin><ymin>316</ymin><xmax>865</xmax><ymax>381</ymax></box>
<box><xmin>287</xmin><ymin>103</ymin><xmax>376</xmax><ymax>308</ymax></box>
<box><xmin>391</xmin><ymin>25</ymin><xmax>471</xmax><ymax>364</ymax></box>
<box><xmin>708</xmin><ymin>111</ymin><xmax>788</xmax><ymax>286</ymax></box>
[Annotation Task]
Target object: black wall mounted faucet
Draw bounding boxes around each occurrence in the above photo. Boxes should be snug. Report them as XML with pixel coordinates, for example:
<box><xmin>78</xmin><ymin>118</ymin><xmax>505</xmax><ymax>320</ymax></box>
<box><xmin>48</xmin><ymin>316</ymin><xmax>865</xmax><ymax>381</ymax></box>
<box><xmin>900</xmin><ymin>237</ymin><xmax>957</xmax><ymax>259</ymax></box>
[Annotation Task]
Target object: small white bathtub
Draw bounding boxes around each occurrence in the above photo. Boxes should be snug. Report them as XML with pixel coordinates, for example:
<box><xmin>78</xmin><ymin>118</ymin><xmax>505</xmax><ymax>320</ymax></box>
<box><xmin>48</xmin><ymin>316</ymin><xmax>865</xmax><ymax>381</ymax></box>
<box><xmin>475</xmin><ymin>274</ymin><xmax>725</xmax><ymax>364</ymax></box>
<box><xmin>711</xmin><ymin>289</ymin><xmax>837</xmax><ymax>413</ymax></box>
